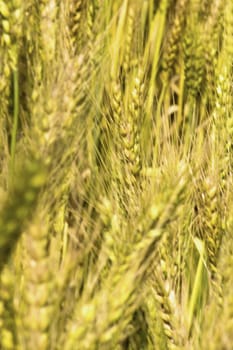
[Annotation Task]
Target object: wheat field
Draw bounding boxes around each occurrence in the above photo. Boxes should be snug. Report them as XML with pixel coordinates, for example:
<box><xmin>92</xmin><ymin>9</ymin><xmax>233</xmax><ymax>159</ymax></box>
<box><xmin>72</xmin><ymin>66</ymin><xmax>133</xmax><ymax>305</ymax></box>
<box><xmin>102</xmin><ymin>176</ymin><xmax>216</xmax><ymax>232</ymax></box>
<box><xmin>0</xmin><ymin>1</ymin><xmax>233</xmax><ymax>349</ymax></box>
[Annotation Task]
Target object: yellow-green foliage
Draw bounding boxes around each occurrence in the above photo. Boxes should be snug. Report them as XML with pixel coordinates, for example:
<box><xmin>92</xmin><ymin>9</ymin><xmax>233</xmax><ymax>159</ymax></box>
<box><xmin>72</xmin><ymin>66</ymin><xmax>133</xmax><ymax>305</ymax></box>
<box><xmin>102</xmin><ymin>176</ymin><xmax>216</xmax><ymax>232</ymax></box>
<box><xmin>0</xmin><ymin>1</ymin><xmax>233</xmax><ymax>349</ymax></box>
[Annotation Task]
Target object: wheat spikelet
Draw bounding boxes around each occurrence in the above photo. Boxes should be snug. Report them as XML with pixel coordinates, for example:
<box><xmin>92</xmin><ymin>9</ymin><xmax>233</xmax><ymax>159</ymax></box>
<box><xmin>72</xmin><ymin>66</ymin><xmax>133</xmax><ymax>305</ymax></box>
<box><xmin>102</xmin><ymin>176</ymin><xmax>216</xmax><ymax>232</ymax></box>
<box><xmin>200</xmin><ymin>176</ymin><xmax>223</xmax><ymax>306</ymax></box>
<box><xmin>162</xmin><ymin>0</ymin><xmax>188</xmax><ymax>78</ymax></box>
<box><xmin>86</xmin><ymin>1</ymin><xmax>94</xmax><ymax>46</ymax></box>
<box><xmin>209</xmin><ymin>0</ymin><xmax>233</xmax><ymax>245</ymax></box>
<box><xmin>29</xmin><ymin>50</ymin><xmax>88</xmax><ymax>169</ymax></box>
<box><xmin>0</xmin><ymin>0</ymin><xmax>23</xmax><ymax>155</ymax></box>
<box><xmin>0</xmin><ymin>0</ymin><xmax>23</xmax><ymax>70</ymax></box>
<box><xmin>18</xmin><ymin>1</ymin><xmax>42</xmax><ymax>121</ymax></box>
<box><xmin>18</xmin><ymin>217</ymin><xmax>55</xmax><ymax>350</ymax></box>
<box><xmin>214</xmin><ymin>0</ymin><xmax>233</xmax><ymax>173</ymax></box>
<box><xmin>204</xmin><ymin>0</ymin><xmax>226</xmax><ymax>106</ymax></box>
<box><xmin>127</xmin><ymin>68</ymin><xmax>144</xmax><ymax>178</ymax></box>
<box><xmin>68</xmin><ymin>0</ymin><xmax>84</xmax><ymax>54</ymax></box>
<box><xmin>119</xmin><ymin>67</ymin><xmax>144</xmax><ymax>214</ymax></box>
<box><xmin>183</xmin><ymin>28</ymin><xmax>205</xmax><ymax>98</ymax></box>
<box><xmin>108</xmin><ymin>78</ymin><xmax>126</xmax><ymax>209</ymax></box>
<box><xmin>110</xmin><ymin>78</ymin><xmax>122</xmax><ymax>130</ymax></box>
<box><xmin>218</xmin><ymin>229</ymin><xmax>233</xmax><ymax>348</ymax></box>
<box><xmin>108</xmin><ymin>65</ymin><xmax>145</xmax><ymax>216</ymax></box>
<box><xmin>39</xmin><ymin>0</ymin><xmax>58</xmax><ymax>64</ymax></box>
<box><xmin>148</xmin><ymin>270</ymin><xmax>181</xmax><ymax>350</ymax></box>
<box><xmin>122</xmin><ymin>5</ymin><xmax>134</xmax><ymax>76</ymax></box>
<box><xmin>0</xmin><ymin>266</ymin><xmax>17</xmax><ymax>349</ymax></box>
<box><xmin>200</xmin><ymin>207</ymin><xmax>233</xmax><ymax>349</ymax></box>
<box><xmin>214</xmin><ymin>72</ymin><xmax>232</xmax><ymax>194</ymax></box>
<box><xmin>0</xmin><ymin>158</ymin><xmax>47</xmax><ymax>271</ymax></box>
<box><xmin>146</xmin><ymin>291</ymin><xmax>164</xmax><ymax>349</ymax></box>
<box><xmin>199</xmin><ymin>0</ymin><xmax>212</xmax><ymax>20</ymax></box>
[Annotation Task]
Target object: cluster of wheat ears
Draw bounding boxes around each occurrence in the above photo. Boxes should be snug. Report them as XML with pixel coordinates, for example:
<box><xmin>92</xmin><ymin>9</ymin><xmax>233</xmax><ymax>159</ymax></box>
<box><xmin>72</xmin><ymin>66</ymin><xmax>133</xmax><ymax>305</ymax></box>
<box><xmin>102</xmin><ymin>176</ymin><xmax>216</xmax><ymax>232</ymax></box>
<box><xmin>0</xmin><ymin>0</ymin><xmax>232</xmax><ymax>349</ymax></box>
